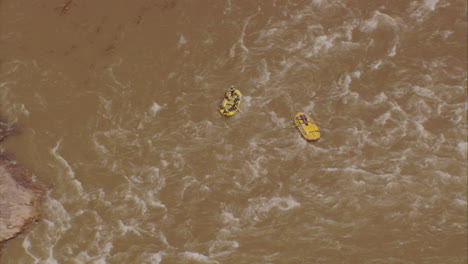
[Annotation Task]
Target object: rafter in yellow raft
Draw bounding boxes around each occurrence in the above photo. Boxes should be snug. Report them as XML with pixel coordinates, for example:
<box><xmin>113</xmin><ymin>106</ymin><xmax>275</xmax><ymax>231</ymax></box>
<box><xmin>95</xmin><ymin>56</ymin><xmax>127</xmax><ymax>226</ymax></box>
<box><xmin>219</xmin><ymin>87</ymin><xmax>242</xmax><ymax>117</ymax></box>
<box><xmin>294</xmin><ymin>112</ymin><xmax>320</xmax><ymax>141</ymax></box>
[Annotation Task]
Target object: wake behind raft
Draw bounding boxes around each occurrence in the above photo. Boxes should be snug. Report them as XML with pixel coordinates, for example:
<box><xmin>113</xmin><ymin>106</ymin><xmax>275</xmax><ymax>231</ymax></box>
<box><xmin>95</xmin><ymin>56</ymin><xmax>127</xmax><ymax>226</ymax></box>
<box><xmin>294</xmin><ymin>112</ymin><xmax>320</xmax><ymax>141</ymax></box>
<box><xmin>219</xmin><ymin>86</ymin><xmax>242</xmax><ymax>116</ymax></box>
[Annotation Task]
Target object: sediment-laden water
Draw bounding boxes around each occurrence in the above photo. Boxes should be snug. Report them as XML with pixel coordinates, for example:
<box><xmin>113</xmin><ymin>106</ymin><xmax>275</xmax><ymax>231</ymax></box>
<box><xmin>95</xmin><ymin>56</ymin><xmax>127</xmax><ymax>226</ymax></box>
<box><xmin>0</xmin><ymin>0</ymin><xmax>466</xmax><ymax>263</ymax></box>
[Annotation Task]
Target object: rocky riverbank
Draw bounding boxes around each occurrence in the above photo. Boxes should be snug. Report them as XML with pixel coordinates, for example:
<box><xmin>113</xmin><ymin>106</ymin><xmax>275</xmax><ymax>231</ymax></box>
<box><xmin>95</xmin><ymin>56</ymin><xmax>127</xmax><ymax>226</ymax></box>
<box><xmin>0</xmin><ymin>120</ymin><xmax>45</xmax><ymax>252</ymax></box>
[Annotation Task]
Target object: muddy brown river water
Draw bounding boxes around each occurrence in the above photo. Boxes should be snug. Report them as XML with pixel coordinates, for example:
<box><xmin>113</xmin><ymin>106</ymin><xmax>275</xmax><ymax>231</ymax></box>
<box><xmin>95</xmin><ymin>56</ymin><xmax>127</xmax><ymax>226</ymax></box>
<box><xmin>0</xmin><ymin>0</ymin><xmax>467</xmax><ymax>263</ymax></box>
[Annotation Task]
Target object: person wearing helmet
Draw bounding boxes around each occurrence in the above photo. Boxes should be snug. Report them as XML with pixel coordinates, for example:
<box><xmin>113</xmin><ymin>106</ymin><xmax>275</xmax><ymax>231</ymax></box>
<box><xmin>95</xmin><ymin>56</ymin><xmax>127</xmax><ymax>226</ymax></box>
<box><xmin>227</xmin><ymin>86</ymin><xmax>236</xmax><ymax>97</ymax></box>
<box><xmin>299</xmin><ymin>114</ymin><xmax>308</xmax><ymax>125</ymax></box>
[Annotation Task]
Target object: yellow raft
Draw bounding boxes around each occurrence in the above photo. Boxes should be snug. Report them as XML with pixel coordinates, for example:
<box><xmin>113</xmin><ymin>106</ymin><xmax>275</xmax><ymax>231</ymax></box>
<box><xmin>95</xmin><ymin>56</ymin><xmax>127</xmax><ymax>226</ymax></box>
<box><xmin>294</xmin><ymin>112</ymin><xmax>320</xmax><ymax>141</ymax></box>
<box><xmin>219</xmin><ymin>87</ymin><xmax>242</xmax><ymax>117</ymax></box>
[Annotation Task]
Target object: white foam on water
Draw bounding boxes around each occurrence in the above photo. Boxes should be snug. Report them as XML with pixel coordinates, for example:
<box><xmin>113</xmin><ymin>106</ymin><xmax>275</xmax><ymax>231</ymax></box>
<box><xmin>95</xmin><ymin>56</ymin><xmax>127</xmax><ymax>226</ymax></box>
<box><xmin>229</xmin><ymin>45</ymin><xmax>236</xmax><ymax>58</ymax></box>
<box><xmin>182</xmin><ymin>120</ymin><xmax>220</xmax><ymax>140</ymax></box>
<box><xmin>433</xmin><ymin>30</ymin><xmax>453</xmax><ymax>40</ymax></box>
<box><xmin>221</xmin><ymin>211</ymin><xmax>240</xmax><ymax>228</ymax></box>
<box><xmin>256</xmin><ymin>26</ymin><xmax>282</xmax><ymax>42</ymax></box>
<box><xmin>290</xmin><ymin>10</ymin><xmax>307</xmax><ymax>23</ymax></box>
<box><xmin>326</xmin><ymin>166</ymin><xmax>368</xmax><ymax>175</ymax></box>
<box><xmin>0</xmin><ymin>83</ymin><xmax>32</xmax><ymax>120</ymax></box>
<box><xmin>285</xmin><ymin>38</ymin><xmax>306</xmax><ymax>53</ymax></box>
<box><xmin>303</xmin><ymin>101</ymin><xmax>317</xmax><ymax>116</ymax></box>
<box><xmin>1</xmin><ymin>59</ymin><xmax>26</xmax><ymax>75</ymax></box>
<box><xmin>14</xmin><ymin>104</ymin><xmax>30</xmax><ymax>120</ymax></box>
<box><xmin>372</xmin><ymin>92</ymin><xmax>389</xmax><ymax>105</ymax></box>
<box><xmin>244</xmin><ymin>155</ymin><xmax>268</xmax><ymax>179</ymax></box>
<box><xmin>351</xmin><ymin>70</ymin><xmax>361</xmax><ymax>79</ymax></box>
<box><xmin>309</xmin><ymin>35</ymin><xmax>335</xmax><ymax>57</ymax></box>
<box><xmin>330</xmin><ymin>70</ymin><xmax>366</xmax><ymax>105</ymax></box>
<box><xmin>452</xmin><ymin>198</ymin><xmax>467</xmax><ymax>209</ymax></box>
<box><xmin>144</xmin><ymin>252</ymin><xmax>164</xmax><ymax>264</ymax></box>
<box><xmin>117</xmin><ymin>219</ymin><xmax>144</xmax><ymax>236</ymax></box>
<box><xmin>167</xmin><ymin>72</ymin><xmax>177</xmax><ymax>79</ymax></box>
<box><xmin>291</xmin><ymin>135</ymin><xmax>330</xmax><ymax>153</ymax></box>
<box><xmin>178</xmin><ymin>34</ymin><xmax>188</xmax><ymax>49</ymax></box>
<box><xmin>97</xmin><ymin>96</ymin><xmax>113</xmax><ymax>119</ymax></box>
<box><xmin>83</xmin><ymin>227</ymin><xmax>115</xmax><ymax>263</ymax></box>
<box><xmin>91</xmin><ymin>126</ymin><xmax>144</xmax><ymax>171</ymax></box>
<box><xmin>159</xmin><ymin>231</ymin><xmax>173</xmax><ymax>248</ymax></box>
<box><xmin>19</xmin><ymin>195</ymin><xmax>73</xmax><ymax>263</ymax></box>
<box><xmin>345</xmin><ymin>122</ymin><xmax>373</xmax><ymax>149</ymax></box>
<box><xmin>357</xmin><ymin>11</ymin><xmax>402</xmax><ymax>57</ymax></box>
<box><xmin>435</xmin><ymin>170</ymin><xmax>453</xmax><ymax>178</ymax></box>
<box><xmin>17</xmin><ymin>104</ymin><xmax>30</xmax><ymax>117</ymax></box>
<box><xmin>269</xmin><ymin>111</ymin><xmax>288</xmax><ymax>128</ymax></box>
<box><xmin>118</xmin><ymin>168</ymin><xmax>167</xmax><ymax>220</ymax></box>
<box><xmin>374</xmin><ymin>111</ymin><xmax>392</xmax><ymax>126</ymax></box>
<box><xmin>162</xmin><ymin>147</ymin><xmax>187</xmax><ymax>169</ymax></box>
<box><xmin>230</xmin><ymin>16</ymin><xmax>252</xmax><ymax>58</ymax></box>
<box><xmin>351</xmin><ymin>179</ymin><xmax>366</xmax><ymax>186</ymax></box>
<box><xmin>223</xmin><ymin>0</ymin><xmax>232</xmax><ymax>14</ymax></box>
<box><xmin>33</xmin><ymin>92</ymin><xmax>48</xmax><ymax>110</ymax></box>
<box><xmin>73</xmin><ymin>242</ymin><xmax>113</xmax><ymax>264</ymax></box>
<box><xmin>122</xmin><ymin>189</ymin><xmax>149</xmax><ymax>215</ymax></box>
<box><xmin>91</xmin><ymin>132</ymin><xmax>109</xmax><ymax>154</ymax></box>
<box><xmin>342</xmin><ymin>20</ymin><xmax>361</xmax><ymax>42</ymax></box>
<box><xmin>456</xmin><ymin>141</ymin><xmax>467</xmax><ymax>160</ymax></box>
<box><xmin>238</xmin><ymin>95</ymin><xmax>252</xmax><ymax>113</ymax></box>
<box><xmin>254</xmin><ymin>59</ymin><xmax>271</xmax><ymax>86</ymax></box>
<box><xmin>0</xmin><ymin>81</ymin><xmax>15</xmax><ymax>89</ymax></box>
<box><xmin>21</xmin><ymin>236</ymin><xmax>40</xmax><ymax>264</ymax></box>
<box><xmin>409</xmin><ymin>121</ymin><xmax>431</xmax><ymax>144</ymax></box>
<box><xmin>388</xmin><ymin>44</ymin><xmax>397</xmax><ymax>57</ymax></box>
<box><xmin>447</xmin><ymin>103</ymin><xmax>466</xmax><ymax>125</ymax></box>
<box><xmin>360</xmin><ymin>11</ymin><xmax>399</xmax><ymax>32</ymax></box>
<box><xmin>180</xmin><ymin>177</ymin><xmax>198</xmax><ymax>200</ymax></box>
<box><xmin>180</xmin><ymin>252</ymin><xmax>219</xmax><ymax>264</ymax></box>
<box><xmin>370</xmin><ymin>60</ymin><xmax>383</xmax><ymax>70</ymax></box>
<box><xmin>263</xmin><ymin>196</ymin><xmax>301</xmax><ymax>211</ymax></box>
<box><xmin>275</xmin><ymin>57</ymin><xmax>297</xmax><ymax>78</ymax></box>
<box><xmin>208</xmin><ymin>208</ymin><xmax>241</xmax><ymax>256</ymax></box>
<box><xmin>335</xmin><ymin>73</ymin><xmax>352</xmax><ymax>97</ymax></box>
<box><xmin>424</xmin><ymin>0</ymin><xmax>440</xmax><ymax>10</ymax></box>
<box><xmin>45</xmin><ymin>197</ymin><xmax>72</xmax><ymax>236</ymax></box>
<box><xmin>146</xmin><ymin>166</ymin><xmax>166</xmax><ymax>190</ymax></box>
<box><xmin>242</xmin><ymin>196</ymin><xmax>301</xmax><ymax>223</ymax></box>
<box><xmin>161</xmin><ymin>159</ymin><xmax>169</xmax><ymax>168</ymax></box>
<box><xmin>208</xmin><ymin>240</ymin><xmax>239</xmax><ymax>256</ymax></box>
<box><xmin>411</xmin><ymin>85</ymin><xmax>437</xmax><ymax>99</ymax></box>
<box><xmin>106</xmin><ymin>58</ymin><xmax>129</xmax><ymax>90</ymax></box>
<box><xmin>50</xmin><ymin>140</ymin><xmax>87</xmax><ymax>202</ymax></box>
<box><xmin>311</xmin><ymin>0</ymin><xmax>325</xmax><ymax>7</ymax></box>
<box><xmin>408</xmin><ymin>0</ymin><xmax>448</xmax><ymax>21</ymax></box>
<box><xmin>46</xmin><ymin>246</ymin><xmax>59</xmax><ymax>264</ymax></box>
<box><xmin>150</xmin><ymin>101</ymin><xmax>162</xmax><ymax>116</ymax></box>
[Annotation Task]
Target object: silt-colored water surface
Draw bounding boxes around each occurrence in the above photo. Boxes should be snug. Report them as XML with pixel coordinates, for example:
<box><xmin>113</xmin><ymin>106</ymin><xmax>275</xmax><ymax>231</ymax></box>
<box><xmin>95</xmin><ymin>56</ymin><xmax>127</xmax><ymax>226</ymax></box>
<box><xmin>0</xmin><ymin>0</ymin><xmax>466</xmax><ymax>263</ymax></box>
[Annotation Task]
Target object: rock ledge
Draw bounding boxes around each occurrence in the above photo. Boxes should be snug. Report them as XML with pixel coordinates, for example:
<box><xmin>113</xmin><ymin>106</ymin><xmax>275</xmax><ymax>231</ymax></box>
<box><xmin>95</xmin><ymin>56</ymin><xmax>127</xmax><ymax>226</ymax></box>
<box><xmin>0</xmin><ymin>121</ymin><xmax>45</xmax><ymax>251</ymax></box>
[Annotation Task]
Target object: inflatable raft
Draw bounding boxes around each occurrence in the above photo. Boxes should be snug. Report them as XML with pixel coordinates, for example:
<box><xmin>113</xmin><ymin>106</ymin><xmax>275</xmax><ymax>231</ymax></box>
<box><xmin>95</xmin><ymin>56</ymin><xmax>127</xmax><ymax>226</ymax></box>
<box><xmin>219</xmin><ymin>87</ymin><xmax>242</xmax><ymax>117</ymax></box>
<box><xmin>294</xmin><ymin>112</ymin><xmax>320</xmax><ymax>141</ymax></box>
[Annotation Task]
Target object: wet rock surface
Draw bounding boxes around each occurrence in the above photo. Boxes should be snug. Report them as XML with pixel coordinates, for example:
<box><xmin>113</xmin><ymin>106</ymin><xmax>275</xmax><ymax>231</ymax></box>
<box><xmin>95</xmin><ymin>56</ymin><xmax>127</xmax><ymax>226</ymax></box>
<box><xmin>0</xmin><ymin>120</ymin><xmax>45</xmax><ymax>251</ymax></box>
